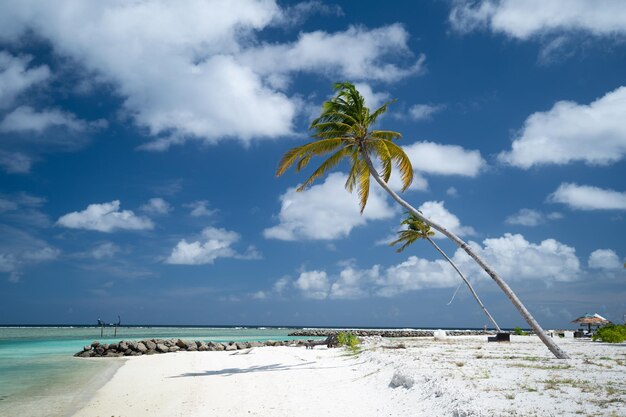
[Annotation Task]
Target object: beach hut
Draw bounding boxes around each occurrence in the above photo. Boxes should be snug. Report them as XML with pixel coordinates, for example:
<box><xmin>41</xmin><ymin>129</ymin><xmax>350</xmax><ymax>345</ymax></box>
<box><xmin>571</xmin><ymin>313</ymin><xmax>610</xmax><ymax>335</ymax></box>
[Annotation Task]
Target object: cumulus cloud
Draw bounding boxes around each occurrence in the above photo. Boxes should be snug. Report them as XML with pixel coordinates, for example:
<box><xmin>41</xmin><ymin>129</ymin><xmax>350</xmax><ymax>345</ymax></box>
<box><xmin>166</xmin><ymin>227</ymin><xmax>260</xmax><ymax>265</ymax></box>
<box><xmin>184</xmin><ymin>200</ymin><xmax>216</xmax><ymax>217</ymax></box>
<box><xmin>354</xmin><ymin>83</ymin><xmax>390</xmax><ymax>109</ymax></box>
<box><xmin>240</xmin><ymin>24</ymin><xmax>424</xmax><ymax>83</ymax></box>
<box><xmin>140</xmin><ymin>198</ymin><xmax>172</xmax><ymax>216</ymax></box>
<box><xmin>280</xmin><ymin>232</ymin><xmax>583</xmax><ymax>299</ymax></box>
<box><xmin>504</xmin><ymin>208</ymin><xmax>562</xmax><ymax>227</ymax></box>
<box><xmin>499</xmin><ymin>87</ymin><xmax>626</xmax><ymax>168</ymax></box>
<box><xmin>548</xmin><ymin>183</ymin><xmax>626</xmax><ymax>211</ymax></box>
<box><xmin>463</xmin><ymin>233</ymin><xmax>581</xmax><ymax>283</ymax></box>
<box><xmin>588</xmin><ymin>249</ymin><xmax>622</xmax><ymax>270</ymax></box>
<box><xmin>418</xmin><ymin>201</ymin><xmax>476</xmax><ymax>238</ymax></box>
<box><xmin>294</xmin><ymin>270</ymin><xmax>330</xmax><ymax>299</ymax></box>
<box><xmin>264</xmin><ymin>172</ymin><xmax>396</xmax><ymax>241</ymax></box>
<box><xmin>449</xmin><ymin>0</ymin><xmax>626</xmax><ymax>39</ymax></box>
<box><xmin>0</xmin><ymin>1</ymin><xmax>423</xmax><ymax>150</ymax></box>
<box><xmin>0</xmin><ymin>106</ymin><xmax>88</xmax><ymax>134</ymax></box>
<box><xmin>408</xmin><ymin>104</ymin><xmax>445</xmax><ymax>121</ymax></box>
<box><xmin>57</xmin><ymin>200</ymin><xmax>154</xmax><ymax>232</ymax></box>
<box><xmin>403</xmin><ymin>141</ymin><xmax>485</xmax><ymax>177</ymax></box>
<box><xmin>0</xmin><ymin>52</ymin><xmax>50</xmax><ymax>108</ymax></box>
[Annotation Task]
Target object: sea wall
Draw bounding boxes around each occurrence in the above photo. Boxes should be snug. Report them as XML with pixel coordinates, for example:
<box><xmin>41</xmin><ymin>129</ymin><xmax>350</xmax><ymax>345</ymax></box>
<box><xmin>288</xmin><ymin>329</ymin><xmax>494</xmax><ymax>337</ymax></box>
<box><xmin>75</xmin><ymin>338</ymin><xmax>312</xmax><ymax>358</ymax></box>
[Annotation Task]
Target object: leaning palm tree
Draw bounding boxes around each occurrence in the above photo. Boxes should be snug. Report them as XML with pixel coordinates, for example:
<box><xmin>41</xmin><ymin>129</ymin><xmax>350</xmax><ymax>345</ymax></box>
<box><xmin>390</xmin><ymin>214</ymin><xmax>502</xmax><ymax>332</ymax></box>
<box><xmin>276</xmin><ymin>82</ymin><xmax>569</xmax><ymax>359</ymax></box>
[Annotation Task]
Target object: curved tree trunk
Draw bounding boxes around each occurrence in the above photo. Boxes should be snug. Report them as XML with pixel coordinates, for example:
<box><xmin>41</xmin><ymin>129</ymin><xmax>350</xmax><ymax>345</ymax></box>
<box><xmin>361</xmin><ymin>149</ymin><xmax>569</xmax><ymax>359</ymax></box>
<box><xmin>426</xmin><ymin>236</ymin><xmax>502</xmax><ymax>332</ymax></box>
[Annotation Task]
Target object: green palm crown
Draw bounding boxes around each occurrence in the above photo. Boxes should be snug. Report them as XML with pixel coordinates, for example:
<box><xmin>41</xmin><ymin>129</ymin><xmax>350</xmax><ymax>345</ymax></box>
<box><xmin>389</xmin><ymin>213</ymin><xmax>435</xmax><ymax>253</ymax></box>
<box><xmin>276</xmin><ymin>82</ymin><xmax>414</xmax><ymax>212</ymax></box>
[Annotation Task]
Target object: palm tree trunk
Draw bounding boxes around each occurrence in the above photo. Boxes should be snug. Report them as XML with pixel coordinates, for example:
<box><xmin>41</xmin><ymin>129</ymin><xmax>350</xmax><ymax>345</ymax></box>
<box><xmin>361</xmin><ymin>149</ymin><xmax>569</xmax><ymax>359</ymax></box>
<box><xmin>426</xmin><ymin>236</ymin><xmax>502</xmax><ymax>332</ymax></box>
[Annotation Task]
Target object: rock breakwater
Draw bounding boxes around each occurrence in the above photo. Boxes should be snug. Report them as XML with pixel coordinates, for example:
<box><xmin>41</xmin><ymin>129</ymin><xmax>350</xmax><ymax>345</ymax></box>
<box><xmin>75</xmin><ymin>338</ymin><xmax>313</xmax><ymax>358</ymax></box>
<box><xmin>288</xmin><ymin>329</ymin><xmax>494</xmax><ymax>338</ymax></box>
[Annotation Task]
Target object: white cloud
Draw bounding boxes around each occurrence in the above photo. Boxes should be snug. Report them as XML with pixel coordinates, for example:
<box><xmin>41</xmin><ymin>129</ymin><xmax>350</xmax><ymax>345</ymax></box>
<box><xmin>354</xmin><ymin>83</ymin><xmax>390</xmax><ymax>109</ymax></box>
<box><xmin>446</xmin><ymin>187</ymin><xmax>458</xmax><ymax>197</ymax></box>
<box><xmin>0</xmin><ymin>2</ymin><xmax>422</xmax><ymax>149</ymax></box>
<box><xmin>57</xmin><ymin>200</ymin><xmax>154</xmax><ymax>232</ymax></box>
<box><xmin>0</xmin><ymin>106</ymin><xmax>87</xmax><ymax>134</ymax></box>
<box><xmin>505</xmin><ymin>208</ymin><xmax>544</xmax><ymax>226</ymax></box>
<box><xmin>403</xmin><ymin>141</ymin><xmax>485</xmax><ymax>177</ymax></box>
<box><xmin>0</xmin><ymin>52</ymin><xmax>50</xmax><ymax>108</ymax></box>
<box><xmin>166</xmin><ymin>227</ymin><xmax>258</xmax><ymax>265</ymax></box>
<box><xmin>240</xmin><ymin>24</ymin><xmax>424</xmax><ymax>83</ymax></box>
<box><xmin>185</xmin><ymin>200</ymin><xmax>216</xmax><ymax>217</ymax></box>
<box><xmin>272</xmin><ymin>276</ymin><xmax>291</xmax><ymax>294</ymax></box>
<box><xmin>140</xmin><ymin>198</ymin><xmax>172</xmax><ymax>216</ymax></box>
<box><xmin>450</xmin><ymin>0</ymin><xmax>626</xmax><ymax>39</ymax></box>
<box><xmin>90</xmin><ymin>242</ymin><xmax>121</xmax><ymax>259</ymax></box>
<box><xmin>408</xmin><ymin>104</ymin><xmax>444</xmax><ymax>121</ymax></box>
<box><xmin>418</xmin><ymin>201</ymin><xmax>476</xmax><ymax>238</ymax></box>
<box><xmin>499</xmin><ymin>86</ymin><xmax>626</xmax><ymax>168</ymax></box>
<box><xmin>264</xmin><ymin>172</ymin><xmax>396</xmax><ymax>241</ymax></box>
<box><xmin>269</xmin><ymin>232</ymin><xmax>585</xmax><ymax>299</ymax></box>
<box><xmin>329</xmin><ymin>265</ymin><xmax>380</xmax><ymax>299</ymax></box>
<box><xmin>462</xmin><ymin>233</ymin><xmax>582</xmax><ymax>283</ymax></box>
<box><xmin>294</xmin><ymin>270</ymin><xmax>329</xmax><ymax>299</ymax></box>
<box><xmin>0</xmin><ymin>225</ymin><xmax>60</xmax><ymax>282</ymax></box>
<box><xmin>588</xmin><ymin>249</ymin><xmax>622</xmax><ymax>270</ymax></box>
<box><xmin>548</xmin><ymin>183</ymin><xmax>626</xmax><ymax>210</ymax></box>
<box><xmin>0</xmin><ymin>151</ymin><xmax>32</xmax><ymax>174</ymax></box>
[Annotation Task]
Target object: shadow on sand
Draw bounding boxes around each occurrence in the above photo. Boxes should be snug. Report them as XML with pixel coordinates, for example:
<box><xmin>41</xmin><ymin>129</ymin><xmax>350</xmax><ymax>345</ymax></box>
<box><xmin>169</xmin><ymin>361</ymin><xmax>345</xmax><ymax>378</ymax></box>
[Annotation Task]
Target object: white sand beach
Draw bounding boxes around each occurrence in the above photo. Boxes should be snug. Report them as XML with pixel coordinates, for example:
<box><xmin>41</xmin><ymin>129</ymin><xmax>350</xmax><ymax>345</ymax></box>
<box><xmin>73</xmin><ymin>336</ymin><xmax>626</xmax><ymax>417</ymax></box>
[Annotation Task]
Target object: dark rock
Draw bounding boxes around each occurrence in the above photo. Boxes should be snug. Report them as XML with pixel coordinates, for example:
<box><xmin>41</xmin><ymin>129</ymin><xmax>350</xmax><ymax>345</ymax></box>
<box><xmin>235</xmin><ymin>342</ymin><xmax>248</xmax><ymax>350</ymax></box>
<box><xmin>145</xmin><ymin>340</ymin><xmax>157</xmax><ymax>350</ymax></box>
<box><xmin>91</xmin><ymin>341</ymin><xmax>100</xmax><ymax>348</ymax></box>
<box><xmin>124</xmin><ymin>349</ymin><xmax>133</xmax><ymax>356</ymax></box>
<box><xmin>119</xmin><ymin>341</ymin><xmax>129</xmax><ymax>351</ymax></box>
<box><xmin>156</xmin><ymin>343</ymin><xmax>169</xmax><ymax>353</ymax></box>
<box><xmin>224</xmin><ymin>343</ymin><xmax>237</xmax><ymax>351</ymax></box>
<box><xmin>136</xmin><ymin>342</ymin><xmax>147</xmax><ymax>353</ymax></box>
<box><xmin>83</xmin><ymin>345</ymin><xmax>91</xmax><ymax>351</ymax></box>
<box><xmin>169</xmin><ymin>346</ymin><xmax>180</xmax><ymax>352</ymax></box>
<box><xmin>198</xmin><ymin>342</ymin><xmax>208</xmax><ymax>351</ymax></box>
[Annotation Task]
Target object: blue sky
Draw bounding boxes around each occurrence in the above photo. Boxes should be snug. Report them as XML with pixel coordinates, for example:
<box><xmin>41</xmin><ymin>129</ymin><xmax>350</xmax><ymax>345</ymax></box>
<box><xmin>0</xmin><ymin>0</ymin><xmax>624</xmax><ymax>328</ymax></box>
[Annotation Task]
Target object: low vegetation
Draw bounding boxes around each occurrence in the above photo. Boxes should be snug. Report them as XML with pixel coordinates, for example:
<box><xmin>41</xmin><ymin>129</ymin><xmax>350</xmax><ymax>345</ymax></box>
<box><xmin>592</xmin><ymin>325</ymin><xmax>626</xmax><ymax>343</ymax></box>
<box><xmin>337</xmin><ymin>332</ymin><xmax>360</xmax><ymax>353</ymax></box>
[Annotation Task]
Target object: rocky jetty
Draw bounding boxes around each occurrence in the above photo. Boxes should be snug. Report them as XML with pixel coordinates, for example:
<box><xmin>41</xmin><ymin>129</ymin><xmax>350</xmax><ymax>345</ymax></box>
<box><xmin>75</xmin><ymin>338</ymin><xmax>313</xmax><ymax>358</ymax></box>
<box><xmin>288</xmin><ymin>329</ymin><xmax>495</xmax><ymax>338</ymax></box>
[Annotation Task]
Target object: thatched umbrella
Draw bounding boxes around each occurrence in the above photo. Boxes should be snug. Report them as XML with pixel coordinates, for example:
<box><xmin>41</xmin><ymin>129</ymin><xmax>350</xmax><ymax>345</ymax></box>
<box><xmin>572</xmin><ymin>313</ymin><xmax>610</xmax><ymax>333</ymax></box>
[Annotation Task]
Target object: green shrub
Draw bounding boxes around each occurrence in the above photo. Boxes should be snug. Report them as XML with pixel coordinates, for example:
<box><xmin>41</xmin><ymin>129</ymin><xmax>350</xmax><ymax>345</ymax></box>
<box><xmin>592</xmin><ymin>325</ymin><xmax>626</xmax><ymax>343</ymax></box>
<box><xmin>513</xmin><ymin>327</ymin><xmax>528</xmax><ymax>336</ymax></box>
<box><xmin>337</xmin><ymin>331</ymin><xmax>360</xmax><ymax>352</ymax></box>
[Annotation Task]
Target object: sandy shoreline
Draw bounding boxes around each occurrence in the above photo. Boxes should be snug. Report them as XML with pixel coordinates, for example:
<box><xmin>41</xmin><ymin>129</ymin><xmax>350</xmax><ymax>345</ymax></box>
<box><xmin>72</xmin><ymin>336</ymin><xmax>626</xmax><ymax>417</ymax></box>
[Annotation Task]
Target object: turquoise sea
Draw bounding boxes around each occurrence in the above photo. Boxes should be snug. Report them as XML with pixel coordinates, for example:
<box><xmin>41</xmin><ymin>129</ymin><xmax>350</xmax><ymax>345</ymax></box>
<box><xmin>0</xmin><ymin>326</ymin><xmax>307</xmax><ymax>417</ymax></box>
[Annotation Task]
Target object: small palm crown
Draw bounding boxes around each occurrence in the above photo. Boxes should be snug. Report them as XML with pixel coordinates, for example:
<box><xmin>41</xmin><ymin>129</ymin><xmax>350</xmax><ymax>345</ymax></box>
<box><xmin>276</xmin><ymin>82</ymin><xmax>414</xmax><ymax>212</ymax></box>
<box><xmin>390</xmin><ymin>213</ymin><xmax>435</xmax><ymax>253</ymax></box>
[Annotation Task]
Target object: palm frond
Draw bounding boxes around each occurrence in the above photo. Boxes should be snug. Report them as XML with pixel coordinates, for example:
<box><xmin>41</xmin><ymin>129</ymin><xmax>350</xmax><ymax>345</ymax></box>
<box><xmin>383</xmin><ymin>139</ymin><xmax>414</xmax><ymax>191</ymax></box>
<box><xmin>276</xmin><ymin>138</ymin><xmax>345</xmax><ymax>177</ymax></box>
<box><xmin>372</xmin><ymin>140</ymin><xmax>392</xmax><ymax>183</ymax></box>
<box><xmin>297</xmin><ymin>146</ymin><xmax>353</xmax><ymax>191</ymax></box>
<box><xmin>357</xmin><ymin>160</ymin><xmax>370</xmax><ymax>213</ymax></box>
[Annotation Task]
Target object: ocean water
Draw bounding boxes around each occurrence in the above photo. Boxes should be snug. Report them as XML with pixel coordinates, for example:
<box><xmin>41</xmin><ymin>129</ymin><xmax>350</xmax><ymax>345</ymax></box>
<box><xmin>0</xmin><ymin>326</ymin><xmax>305</xmax><ymax>417</ymax></box>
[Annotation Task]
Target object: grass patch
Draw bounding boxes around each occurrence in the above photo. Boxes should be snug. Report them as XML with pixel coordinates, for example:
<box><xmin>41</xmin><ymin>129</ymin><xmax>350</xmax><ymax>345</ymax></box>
<box><xmin>510</xmin><ymin>363</ymin><xmax>571</xmax><ymax>370</ymax></box>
